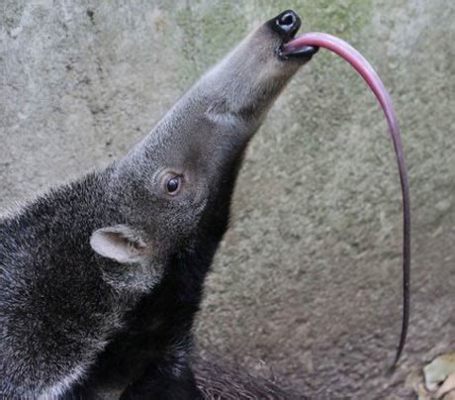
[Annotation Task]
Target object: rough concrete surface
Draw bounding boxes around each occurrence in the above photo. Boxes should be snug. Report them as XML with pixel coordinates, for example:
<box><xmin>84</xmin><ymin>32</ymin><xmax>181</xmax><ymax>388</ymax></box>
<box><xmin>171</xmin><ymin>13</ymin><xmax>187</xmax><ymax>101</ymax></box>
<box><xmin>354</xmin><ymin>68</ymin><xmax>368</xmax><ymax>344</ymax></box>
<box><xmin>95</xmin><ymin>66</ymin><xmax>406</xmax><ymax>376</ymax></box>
<box><xmin>1</xmin><ymin>0</ymin><xmax>454</xmax><ymax>399</ymax></box>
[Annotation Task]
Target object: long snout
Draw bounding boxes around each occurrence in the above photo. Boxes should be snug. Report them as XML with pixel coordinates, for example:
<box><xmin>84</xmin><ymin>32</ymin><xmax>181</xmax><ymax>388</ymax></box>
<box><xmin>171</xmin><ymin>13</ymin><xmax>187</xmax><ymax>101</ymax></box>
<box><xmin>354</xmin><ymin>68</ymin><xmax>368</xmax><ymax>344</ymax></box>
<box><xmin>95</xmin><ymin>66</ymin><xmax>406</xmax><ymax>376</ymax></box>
<box><xmin>127</xmin><ymin>10</ymin><xmax>318</xmax><ymax>172</ymax></box>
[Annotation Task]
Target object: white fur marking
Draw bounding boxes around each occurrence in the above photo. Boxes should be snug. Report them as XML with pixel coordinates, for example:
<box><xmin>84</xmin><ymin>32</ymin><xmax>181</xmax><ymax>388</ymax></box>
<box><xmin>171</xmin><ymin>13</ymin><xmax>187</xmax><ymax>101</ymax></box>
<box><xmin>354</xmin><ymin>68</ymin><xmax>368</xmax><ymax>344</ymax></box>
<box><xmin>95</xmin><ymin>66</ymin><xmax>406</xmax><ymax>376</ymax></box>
<box><xmin>38</xmin><ymin>365</ymin><xmax>86</xmax><ymax>400</ymax></box>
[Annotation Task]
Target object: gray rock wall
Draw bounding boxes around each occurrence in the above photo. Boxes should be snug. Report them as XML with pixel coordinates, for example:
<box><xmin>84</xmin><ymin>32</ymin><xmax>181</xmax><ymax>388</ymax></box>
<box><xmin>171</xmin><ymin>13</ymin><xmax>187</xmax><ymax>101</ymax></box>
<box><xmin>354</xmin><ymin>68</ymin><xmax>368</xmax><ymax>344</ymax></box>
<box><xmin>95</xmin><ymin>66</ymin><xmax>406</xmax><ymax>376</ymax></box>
<box><xmin>1</xmin><ymin>1</ymin><xmax>454</xmax><ymax>398</ymax></box>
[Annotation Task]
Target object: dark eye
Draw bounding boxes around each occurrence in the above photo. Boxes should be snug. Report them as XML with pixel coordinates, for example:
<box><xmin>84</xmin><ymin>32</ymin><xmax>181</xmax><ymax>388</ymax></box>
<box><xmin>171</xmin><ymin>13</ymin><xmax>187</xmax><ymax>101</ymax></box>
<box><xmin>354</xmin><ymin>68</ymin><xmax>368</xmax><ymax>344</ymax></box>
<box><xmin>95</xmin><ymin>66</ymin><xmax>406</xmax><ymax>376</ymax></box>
<box><xmin>166</xmin><ymin>175</ymin><xmax>182</xmax><ymax>195</ymax></box>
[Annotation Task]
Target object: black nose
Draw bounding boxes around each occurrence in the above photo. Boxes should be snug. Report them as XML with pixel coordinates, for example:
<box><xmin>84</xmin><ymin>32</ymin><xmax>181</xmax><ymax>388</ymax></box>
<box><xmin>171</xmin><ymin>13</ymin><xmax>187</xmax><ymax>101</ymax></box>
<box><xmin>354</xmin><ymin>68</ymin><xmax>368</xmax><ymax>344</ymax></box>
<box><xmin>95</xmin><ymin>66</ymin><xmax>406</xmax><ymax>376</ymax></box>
<box><xmin>270</xmin><ymin>10</ymin><xmax>301</xmax><ymax>41</ymax></box>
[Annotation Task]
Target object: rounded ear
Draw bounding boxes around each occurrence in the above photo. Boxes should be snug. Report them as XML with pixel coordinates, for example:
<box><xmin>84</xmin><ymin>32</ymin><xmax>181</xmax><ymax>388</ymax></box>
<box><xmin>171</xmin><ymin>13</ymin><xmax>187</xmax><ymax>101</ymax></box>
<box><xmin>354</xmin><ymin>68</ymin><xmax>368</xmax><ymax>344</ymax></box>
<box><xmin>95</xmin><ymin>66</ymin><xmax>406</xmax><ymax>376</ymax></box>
<box><xmin>90</xmin><ymin>225</ymin><xmax>149</xmax><ymax>264</ymax></box>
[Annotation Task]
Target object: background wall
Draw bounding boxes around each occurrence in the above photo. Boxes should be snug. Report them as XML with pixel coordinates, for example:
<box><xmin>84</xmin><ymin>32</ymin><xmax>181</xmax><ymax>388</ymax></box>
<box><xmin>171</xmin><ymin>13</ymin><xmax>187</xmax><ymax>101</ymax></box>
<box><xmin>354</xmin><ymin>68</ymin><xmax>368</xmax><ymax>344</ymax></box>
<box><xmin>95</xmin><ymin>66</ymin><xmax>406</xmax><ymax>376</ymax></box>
<box><xmin>1</xmin><ymin>0</ymin><xmax>454</xmax><ymax>398</ymax></box>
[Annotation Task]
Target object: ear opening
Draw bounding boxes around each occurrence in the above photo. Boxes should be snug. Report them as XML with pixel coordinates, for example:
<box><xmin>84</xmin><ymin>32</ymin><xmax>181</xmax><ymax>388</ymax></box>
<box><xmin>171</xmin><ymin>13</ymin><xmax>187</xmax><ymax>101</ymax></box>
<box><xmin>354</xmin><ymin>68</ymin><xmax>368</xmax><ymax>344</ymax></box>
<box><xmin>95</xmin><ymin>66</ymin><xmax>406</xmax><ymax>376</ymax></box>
<box><xmin>90</xmin><ymin>225</ymin><xmax>148</xmax><ymax>264</ymax></box>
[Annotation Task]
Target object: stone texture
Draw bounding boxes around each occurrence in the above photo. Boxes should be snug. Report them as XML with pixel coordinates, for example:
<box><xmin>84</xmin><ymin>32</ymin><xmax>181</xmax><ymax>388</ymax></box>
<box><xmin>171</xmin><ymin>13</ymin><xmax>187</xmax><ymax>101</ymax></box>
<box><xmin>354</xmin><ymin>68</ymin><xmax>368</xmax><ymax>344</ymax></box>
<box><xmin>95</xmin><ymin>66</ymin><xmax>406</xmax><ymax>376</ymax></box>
<box><xmin>1</xmin><ymin>0</ymin><xmax>454</xmax><ymax>398</ymax></box>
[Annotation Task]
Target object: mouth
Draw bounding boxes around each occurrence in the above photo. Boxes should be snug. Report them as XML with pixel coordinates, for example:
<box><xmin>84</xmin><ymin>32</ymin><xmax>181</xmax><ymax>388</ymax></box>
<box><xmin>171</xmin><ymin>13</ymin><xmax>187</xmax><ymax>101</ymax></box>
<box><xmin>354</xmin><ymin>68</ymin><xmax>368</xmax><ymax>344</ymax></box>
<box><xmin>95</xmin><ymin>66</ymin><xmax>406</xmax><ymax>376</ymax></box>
<box><xmin>271</xmin><ymin>10</ymin><xmax>319</xmax><ymax>61</ymax></box>
<box><xmin>280</xmin><ymin>41</ymin><xmax>319</xmax><ymax>60</ymax></box>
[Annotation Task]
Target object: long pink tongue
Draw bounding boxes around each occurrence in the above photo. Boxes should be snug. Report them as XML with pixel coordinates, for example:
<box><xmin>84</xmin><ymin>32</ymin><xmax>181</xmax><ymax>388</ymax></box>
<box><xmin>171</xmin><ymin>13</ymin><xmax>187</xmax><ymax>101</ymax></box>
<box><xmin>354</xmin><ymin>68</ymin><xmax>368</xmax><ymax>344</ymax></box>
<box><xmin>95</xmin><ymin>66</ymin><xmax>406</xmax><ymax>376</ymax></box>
<box><xmin>283</xmin><ymin>33</ymin><xmax>410</xmax><ymax>366</ymax></box>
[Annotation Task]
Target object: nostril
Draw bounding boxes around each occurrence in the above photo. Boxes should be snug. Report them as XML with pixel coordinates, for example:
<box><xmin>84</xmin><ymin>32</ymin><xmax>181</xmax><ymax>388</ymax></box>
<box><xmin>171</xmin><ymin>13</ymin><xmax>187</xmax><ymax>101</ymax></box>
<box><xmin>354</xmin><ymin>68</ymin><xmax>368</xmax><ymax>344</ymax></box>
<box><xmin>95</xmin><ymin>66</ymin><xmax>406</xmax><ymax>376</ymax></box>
<box><xmin>277</xmin><ymin>12</ymin><xmax>296</xmax><ymax>32</ymax></box>
<box><xmin>270</xmin><ymin>10</ymin><xmax>301</xmax><ymax>39</ymax></box>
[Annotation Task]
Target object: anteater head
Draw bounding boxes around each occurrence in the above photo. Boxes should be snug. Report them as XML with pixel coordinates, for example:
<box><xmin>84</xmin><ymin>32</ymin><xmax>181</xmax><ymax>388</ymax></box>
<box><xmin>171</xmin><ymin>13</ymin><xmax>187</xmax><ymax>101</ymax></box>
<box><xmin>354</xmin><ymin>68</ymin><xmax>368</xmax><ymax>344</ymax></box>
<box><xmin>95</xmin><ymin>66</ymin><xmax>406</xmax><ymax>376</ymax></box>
<box><xmin>90</xmin><ymin>10</ymin><xmax>316</xmax><ymax>274</ymax></box>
